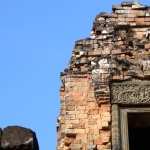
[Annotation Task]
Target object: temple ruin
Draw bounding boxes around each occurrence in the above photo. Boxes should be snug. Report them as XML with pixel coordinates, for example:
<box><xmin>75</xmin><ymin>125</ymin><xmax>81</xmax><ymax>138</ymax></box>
<box><xmin>57</xmin><ymin>1</ymin><xmax>150</xmax><ymax>150</ymax></box>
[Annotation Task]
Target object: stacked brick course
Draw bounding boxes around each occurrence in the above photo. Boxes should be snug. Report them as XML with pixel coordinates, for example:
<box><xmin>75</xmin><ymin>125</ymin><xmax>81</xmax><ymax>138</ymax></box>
<box><xmin>57</xmin><ymin>1</ymin><xmax>150</xmax><ymax>150</ymax></box>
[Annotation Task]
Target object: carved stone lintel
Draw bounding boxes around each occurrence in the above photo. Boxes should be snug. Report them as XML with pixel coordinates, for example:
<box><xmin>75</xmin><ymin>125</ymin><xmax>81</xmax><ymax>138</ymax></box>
<box><xmin>111</xmin><ymin>80</ymin><xmax>150</xmax><ymax>104</ymax></box>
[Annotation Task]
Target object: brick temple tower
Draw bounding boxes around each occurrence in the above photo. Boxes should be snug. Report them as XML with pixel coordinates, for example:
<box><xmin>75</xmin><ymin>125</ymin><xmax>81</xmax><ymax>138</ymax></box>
<box><xmin>57</xmin><ymin>1</ymin><xmax>150</xmax><ymax>150</ymax></box>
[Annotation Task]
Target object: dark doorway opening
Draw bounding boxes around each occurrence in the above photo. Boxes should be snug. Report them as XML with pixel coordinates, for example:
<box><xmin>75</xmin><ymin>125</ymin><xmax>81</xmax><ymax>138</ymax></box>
<box><xmin>128</xmin><ymin>113</ymin><xmax>150</xmax><ymax>150</ymax></box>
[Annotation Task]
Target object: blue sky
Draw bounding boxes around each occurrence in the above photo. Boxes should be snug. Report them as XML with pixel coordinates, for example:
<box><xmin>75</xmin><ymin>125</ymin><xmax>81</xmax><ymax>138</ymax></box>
<box><xmin>0</xmin><ymin>0</ymin><xmax>148</xmax><ymax>149</ymax></box>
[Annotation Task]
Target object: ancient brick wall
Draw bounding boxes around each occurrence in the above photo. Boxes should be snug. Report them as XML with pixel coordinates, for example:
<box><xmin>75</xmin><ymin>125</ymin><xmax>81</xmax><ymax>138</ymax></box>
<box><xmin>57</xmin><ymin>1</ymin><xmax>150</xmax><ymax>150</ymax></box>
<box><xmin>57</xmin><ymin>75</ymin><xmax>111</xmax><ymax>150</ymax></box>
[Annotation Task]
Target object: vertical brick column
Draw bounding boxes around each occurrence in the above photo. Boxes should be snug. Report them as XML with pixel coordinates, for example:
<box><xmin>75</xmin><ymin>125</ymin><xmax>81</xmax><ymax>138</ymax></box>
<box><xmin>57</xmin><ymin>74</ymin><xmax>111</xmax><ymax>150</ymax></box>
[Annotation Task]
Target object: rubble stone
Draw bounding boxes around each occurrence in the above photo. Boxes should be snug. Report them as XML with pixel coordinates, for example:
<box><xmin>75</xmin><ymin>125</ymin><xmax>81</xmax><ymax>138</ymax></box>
<box><xmin>1</xmin><ymin>126</ymin><xmax>39</xmax><ymax>150</ymax></box>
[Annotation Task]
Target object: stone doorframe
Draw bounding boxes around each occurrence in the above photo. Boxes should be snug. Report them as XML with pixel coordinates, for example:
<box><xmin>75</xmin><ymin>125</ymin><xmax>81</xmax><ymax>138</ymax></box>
<box><xmin>112</xmin><ymin>106</ymin><xmax>150</xmax><ymax>150</ymax></box>
<box><xmin>110</xmin><ymin>80</ymin><xmax>150</xmax><ymax>150</ymax></box>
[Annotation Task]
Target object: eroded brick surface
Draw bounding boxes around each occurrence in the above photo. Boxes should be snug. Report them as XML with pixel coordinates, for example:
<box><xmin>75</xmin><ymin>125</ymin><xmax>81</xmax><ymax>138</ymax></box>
<box><xmin>57</xmin><ymin>1</ymin><xmax>150</xmax><ymax>150</ymax></box>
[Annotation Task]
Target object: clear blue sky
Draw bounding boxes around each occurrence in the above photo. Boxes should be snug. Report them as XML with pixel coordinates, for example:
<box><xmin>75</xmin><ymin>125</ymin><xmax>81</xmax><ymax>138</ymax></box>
<box><xmin>0</xmin><ymin>0</ymin><xmax>148</xmax><ymax>149</ymax></box>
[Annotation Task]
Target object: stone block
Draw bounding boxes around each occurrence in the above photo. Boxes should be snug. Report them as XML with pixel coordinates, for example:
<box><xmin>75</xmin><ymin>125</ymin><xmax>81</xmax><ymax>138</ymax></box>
<box><xmin>101</xmin><ymin>121</ymin><xmax>109</xmax><ymax>129</ymax></box>
<box><xmin>135</xmin><ymin>17</ymin><xmax>145</xmax><ymax>23</ymax></box>
<box><xmin>1</xmin><ymin>126</ymin><xmax>39</xmax><ymax>150</ymax></box>
<box><xmin>88</xmin><ymin>144</ymin><xmax>97</xmax><ymax>150</ymax></box>
<box><xmin>70</xmin><ymin>144</ymin><xmax>82</xmax><ymax>150</ymax></box>
<box><xmin>75</xmin><ymin>129</ymin><xmax>86</xmax><ymax>134</ymax></box>
<box><xmin>78</xmin><ymin>114</ymin><xmax>87</xmax><ymax>119</ymax></box>
<box><xmin>144</xmin><ymin>17</ymin><xmax>150</xmax><ymax>22</ymax></box>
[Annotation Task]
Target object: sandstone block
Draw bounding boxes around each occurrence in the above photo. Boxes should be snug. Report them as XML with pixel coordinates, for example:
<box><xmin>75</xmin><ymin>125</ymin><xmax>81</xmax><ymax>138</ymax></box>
<box><xmin>1</xmin><ymin>126</ymin><xmax>39</xmax><ymax>150</ymax></box>
<box><xmin>70</xmin><ymin>144</ymin><xmax>82</xmax><ymax>150</ymax></box>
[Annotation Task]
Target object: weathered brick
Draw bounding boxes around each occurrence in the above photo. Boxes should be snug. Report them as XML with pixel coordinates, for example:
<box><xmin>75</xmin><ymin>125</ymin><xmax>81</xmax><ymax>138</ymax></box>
<box><xmin>57</xmin><ymin>1</ymin><xmax>150</xmax><ymax>150</ymax></box>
